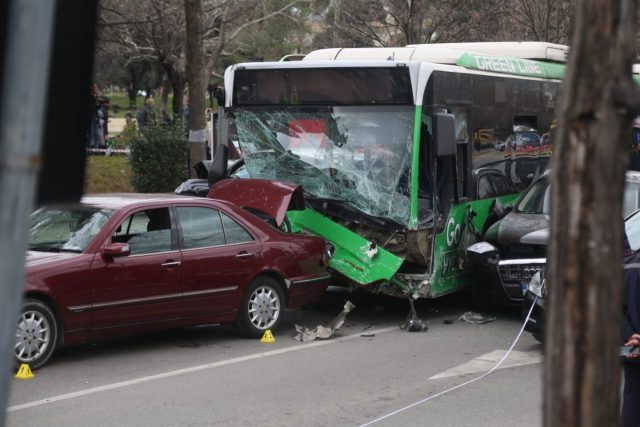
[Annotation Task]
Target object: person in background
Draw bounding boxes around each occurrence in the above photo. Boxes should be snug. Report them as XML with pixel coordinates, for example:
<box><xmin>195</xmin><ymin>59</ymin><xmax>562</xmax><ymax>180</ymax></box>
<box><xmin>161</xmin><ymin>109</ymin><xmax>172</xmax><ymax>128</ymax></box>
<box><xmin>88</xmin><ymin>83</ymin><xmax>105</xmax><ymax>148</ymax></box>
<box><xmin>183</xmin><ymin>90</ymin><xmax>190</xmax><ymax>137</ymax></box>
<box><xmin>138</xmin><ymin>96</ymin><xmax>155</xmax><ymax>131</ymax></box>
<box><xmin>622</xmin><ymin>231</ymin><xmax>640</xmax><ymax>426</ymax></box>
<box><xmin>100</xmin><ymin>97</ymin><xmax>110</xmax><ymax>142</ymax></box>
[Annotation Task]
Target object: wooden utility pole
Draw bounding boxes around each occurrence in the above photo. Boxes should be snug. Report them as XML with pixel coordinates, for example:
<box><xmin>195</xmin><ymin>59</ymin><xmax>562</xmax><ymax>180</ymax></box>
<box><xmin>546</xmin><ymin>0</ymin><xmax>639</xmax><ymax>425</ymax></box>
<box><xmin>184</xmin><ymin>0</ymin><xmax>207</xmax><ymax>178</ymax></box>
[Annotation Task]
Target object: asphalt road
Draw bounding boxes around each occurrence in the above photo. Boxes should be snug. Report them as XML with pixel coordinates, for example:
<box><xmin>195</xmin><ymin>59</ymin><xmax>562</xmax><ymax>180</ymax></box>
<box><xmin>6</xmin><ymin>289</ymin><xmax>543</xmax><ymax>426</ymax></box>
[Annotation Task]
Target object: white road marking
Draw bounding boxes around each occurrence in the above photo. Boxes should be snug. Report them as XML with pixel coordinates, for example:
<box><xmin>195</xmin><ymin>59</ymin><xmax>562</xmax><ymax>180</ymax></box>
<box><xmin>8</xmin><ymin>327</ymin><xmax>396</xmax><ymax>413</ymax></box>
<box><xmin>428</xmin><ymin>350</ymin><xmax>542</xmax><ymax>380</ymax></box>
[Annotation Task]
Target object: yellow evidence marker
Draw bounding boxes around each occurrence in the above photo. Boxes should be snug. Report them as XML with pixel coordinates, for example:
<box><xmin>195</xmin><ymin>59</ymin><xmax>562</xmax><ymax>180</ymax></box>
<box><xmin>260</xmin><ymin>329</ymin><xmax>276</xmax><ymax>343</ymax></box>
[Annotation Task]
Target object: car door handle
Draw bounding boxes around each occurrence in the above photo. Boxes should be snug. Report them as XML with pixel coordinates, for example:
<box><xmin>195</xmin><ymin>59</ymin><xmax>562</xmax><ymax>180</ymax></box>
<box><xmin>161</xmin><ymin>261</ymin><xmax>181</xmax><ymax>268</ymax></box>
<box><xmin>235</xmin><ymin>252</ymin><xmax>254</xmax><ymax>259</ymax></box>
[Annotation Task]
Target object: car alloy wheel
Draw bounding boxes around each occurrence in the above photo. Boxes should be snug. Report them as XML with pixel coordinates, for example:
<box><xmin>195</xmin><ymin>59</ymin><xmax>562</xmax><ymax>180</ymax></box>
<box><xmin>248</xmin><ymin>285</ymin><xmax>281</xmax><ymax>330</ymax></box>
<box><xmin>15</xmin><ymin>299</ymin><xmax>58</xmax><ymax>369</ymax></box>
<box><xmin>236</xmin><ymin>277</ymin><xmax>284</xmax><ymax>338</ymax></box>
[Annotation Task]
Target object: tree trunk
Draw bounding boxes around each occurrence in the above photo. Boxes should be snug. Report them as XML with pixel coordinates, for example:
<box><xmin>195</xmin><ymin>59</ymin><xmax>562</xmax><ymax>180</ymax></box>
<box><xmin>545</xmin><ymin>0</ymin><xmax>639</xmax><ymax>426</ymax></box>
<box><xmin>160</xmin><ymin>84</ymin><xmax>169</xmax><ymax>113</ymax></box>
<box><xmin>171</xmin><ymin>80</ymin><xmax>185</xmax><ymax>121</ymax></box>
<box><xmin>184</xmin><ymin>0</ymin><xmax>207</xmax><ymax>178</ymax></box>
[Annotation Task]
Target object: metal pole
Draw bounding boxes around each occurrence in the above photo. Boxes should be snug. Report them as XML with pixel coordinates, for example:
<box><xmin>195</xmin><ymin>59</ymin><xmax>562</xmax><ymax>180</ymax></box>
<box><xmin>0</xmin><ymin>1</ymin><xmax>56</xmax><ymax>424</ymax></box>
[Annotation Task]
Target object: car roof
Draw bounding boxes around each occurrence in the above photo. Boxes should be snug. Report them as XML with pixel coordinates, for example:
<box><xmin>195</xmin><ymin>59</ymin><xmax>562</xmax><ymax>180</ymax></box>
<box><xmin>80</xmin><ymin>193</ymin><xmax>203</xmax><ymax>209</ymax></box>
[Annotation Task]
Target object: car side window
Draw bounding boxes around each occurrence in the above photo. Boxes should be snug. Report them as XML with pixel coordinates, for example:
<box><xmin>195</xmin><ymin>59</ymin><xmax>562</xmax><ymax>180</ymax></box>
<box><xmin>176</xmin><ymin>207</ymin><xmax>225</xmax><ymax>249</ymax></box>
<box><xmin>477</xmin><ymin>175</ymin><xmax>496</xmax><ymax>199</ymax></box>
<box><xmin>490</xmin><ymin>174</ymin><xmax>513</xmax><ymax>196</ymax></box>
<box><xmin>221</xmin><ymin>213</ymin><xmax>254</xmax><ymax>244</ymax></box>
<box><xmin>112</xmin><ymin>208</ymin><xmax>172</xmax><ymax>255</ymax></box>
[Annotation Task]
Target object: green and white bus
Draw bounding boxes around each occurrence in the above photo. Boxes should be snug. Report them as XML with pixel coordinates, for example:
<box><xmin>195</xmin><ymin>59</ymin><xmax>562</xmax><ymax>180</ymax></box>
<box><xmin>215</xmin><ymin>42</ymin><xmax>566</xmax><ymax>299</ymax></box>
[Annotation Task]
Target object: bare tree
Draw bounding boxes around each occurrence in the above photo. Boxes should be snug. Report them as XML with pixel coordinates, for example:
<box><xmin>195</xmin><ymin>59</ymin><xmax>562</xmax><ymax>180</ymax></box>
<box><xmin>546</xmin><ymin>0</ymin><xmax>639</xmax><ymax>425</ymax></box>
<box><xmin>99</xmin><ymin>0</ymin><xmax>188</xmax><ymax>116</ymax></box>
<box><xmin>201</xmin><ymin>0</ymin><xmax>306</xmax><ymax>78</ymax></box>
<box><xmin>500</xmin><ymin>0</ymin><xmax>573</xmax><ymax>44</ymax></box>
<box><xmin>308</xmin><ymin>0</ymin><xmax>505</xmax><ymax>48</ymax></box>
<box><xmin>184</xmin><ymin>0</ymin><xmax>207</xmax><ymax>176</ymax></box>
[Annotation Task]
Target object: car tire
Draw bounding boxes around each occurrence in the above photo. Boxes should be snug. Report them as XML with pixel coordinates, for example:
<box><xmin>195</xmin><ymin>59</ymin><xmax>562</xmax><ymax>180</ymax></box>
<box><xmin>235</xmin><ymin>277</ymin><xmax>285</xmax><ymax>338</ymax></box>
<box><xmin>532</xmin><ymin>331</ymin><xmax>544</xmax><ymax>343</ymax></box>
<box><xmin>15</xmin><ymin>299</ymin><xmax>58</xmax><ymax>369</ymax></box>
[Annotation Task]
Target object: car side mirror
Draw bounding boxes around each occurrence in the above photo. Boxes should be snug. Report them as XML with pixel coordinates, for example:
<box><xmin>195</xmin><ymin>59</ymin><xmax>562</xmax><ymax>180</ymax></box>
<box><xmin>103</xmin><ymin>243</ymin><xmax>130</xmax><ymax>257</ymax></box>
<box><xmin>466</xmin><ymin>241</ymin><xmax>499</xmax><ymax>263</ymax></box>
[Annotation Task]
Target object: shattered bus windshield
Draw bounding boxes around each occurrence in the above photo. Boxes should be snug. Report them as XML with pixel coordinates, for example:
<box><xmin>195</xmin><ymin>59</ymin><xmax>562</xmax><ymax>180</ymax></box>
<box><xmin>233</xmin><ymin>106</ymin><xmax>415</xmax><ymax>225</ymax></box>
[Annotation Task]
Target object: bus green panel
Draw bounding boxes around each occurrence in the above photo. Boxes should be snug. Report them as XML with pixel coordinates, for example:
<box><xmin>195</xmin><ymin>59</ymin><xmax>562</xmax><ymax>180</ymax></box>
<box><xmin>430</xmin><ymin>194</ymin><xmax>520</xmax><ymax>298</ymax></box>
<box><xmin>287</xmin><ymin>209</ymin><xmax>404</xmax><ymax>286</ymax></box>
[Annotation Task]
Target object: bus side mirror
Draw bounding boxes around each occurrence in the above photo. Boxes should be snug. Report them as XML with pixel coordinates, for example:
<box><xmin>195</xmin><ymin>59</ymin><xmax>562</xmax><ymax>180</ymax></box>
<box><xmin>434</xmin><ymin>113</ymin><xmax>456</xmax><ymax>157</ymax></box>
<box><xmin>214</xmin><ymin>87</ymin><xmax>225</xmax><ymax>107</ymax></box>
<box><xmin>208</xmin><ymin>143</ymin><xmax>228</xmax><ymax>187</ymax></box>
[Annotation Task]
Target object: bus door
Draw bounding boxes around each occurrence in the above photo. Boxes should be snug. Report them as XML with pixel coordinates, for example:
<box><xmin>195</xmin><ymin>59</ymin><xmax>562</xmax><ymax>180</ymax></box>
<box><xmin>426</xmin><ymin>111</ymin><xmax>475</xmax><ymax>297</ymax></box>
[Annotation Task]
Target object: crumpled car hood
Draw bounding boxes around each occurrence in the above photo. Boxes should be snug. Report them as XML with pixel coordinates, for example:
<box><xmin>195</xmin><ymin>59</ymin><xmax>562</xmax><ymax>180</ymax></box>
<box><xmin>208</xmin><ymin>179</ymin><xmax>305</xmax><ymax>226</ymax></box>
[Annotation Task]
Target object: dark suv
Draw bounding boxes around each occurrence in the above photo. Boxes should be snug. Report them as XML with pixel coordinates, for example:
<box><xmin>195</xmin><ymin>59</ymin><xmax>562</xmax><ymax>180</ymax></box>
<box><xmin>467</xmin><ymin>170</ymin><xmax>640</xmax><ymax>308</ymax></box>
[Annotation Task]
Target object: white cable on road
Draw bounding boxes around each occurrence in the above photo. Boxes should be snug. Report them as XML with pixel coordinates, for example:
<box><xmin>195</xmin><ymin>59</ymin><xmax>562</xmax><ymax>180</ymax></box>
<box><xmin>360</xmin><ymin>297</ymin><xmax>538</xmax><ymax>427</ymax></box>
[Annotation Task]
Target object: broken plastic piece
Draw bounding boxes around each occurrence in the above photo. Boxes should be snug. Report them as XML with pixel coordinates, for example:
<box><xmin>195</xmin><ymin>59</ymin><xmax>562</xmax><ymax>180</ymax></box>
<box><xmin>295</xmin><ymin>301</ymin><xmax>356</xmax><ymax>342</ymax></box>
<box><xmin>459</xmin><ymin>311</ymin><xmax>496</xmax><ymax>324</ymax></box>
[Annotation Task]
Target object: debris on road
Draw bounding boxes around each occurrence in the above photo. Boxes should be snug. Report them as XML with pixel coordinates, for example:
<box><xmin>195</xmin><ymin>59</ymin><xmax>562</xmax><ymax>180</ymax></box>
<box><xmin>399</xmin><ymin>298</ymin><xmax>428</xmax><ymax>332</ymax></box>
<box><xmin>362</xmin><ymin>323</ymin><xmax>378</xmax><ymax>331</ymax></box>
<box><xmin>459</xmin><ymin>311</ymin><xmax>496</xmax><ymax>324</ymax></box>
<box><xmin>294</xmin><ymin>301</ymin><xmax>356</xmax><ymax>342</ymax></box>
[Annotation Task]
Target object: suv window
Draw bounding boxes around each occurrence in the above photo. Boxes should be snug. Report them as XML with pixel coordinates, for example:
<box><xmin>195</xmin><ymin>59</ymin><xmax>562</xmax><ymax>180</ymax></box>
<box><xmin>477</xmin><ymin>175</ymin><xmax>495</xmax><ymax>199</ymax></box>
<box><xmin>491</xmin><ymin>174</ymin><xmax>513</xmax><ymax>196</ymax></box>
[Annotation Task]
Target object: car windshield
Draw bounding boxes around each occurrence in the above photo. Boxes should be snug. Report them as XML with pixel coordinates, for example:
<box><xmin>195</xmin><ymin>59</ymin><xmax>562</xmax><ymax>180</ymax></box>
<box><xmin>516</xmin><ymin>175</ymin><xmax>550</xmax><ymax>214</ymax></box>
<box><xmin>232</xmin><ymin>105</ymin><xmax>415</xmax><ymax>225</ymax></box>
<box><xmin>29</xmin><ymin>205</ymin><xmax>114</xmax><ymax>252</ymax></box>
<box><xmin>516</xmin><ymin>174</ymin><xmax>638</xmax><ymax>217</ymax></box>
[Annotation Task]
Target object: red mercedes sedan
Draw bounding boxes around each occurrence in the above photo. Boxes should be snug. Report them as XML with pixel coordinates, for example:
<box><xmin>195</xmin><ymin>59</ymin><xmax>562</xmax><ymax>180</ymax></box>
<box><xmin>18</xmin><ymin>189</ymin><xmax>331</xmax><ymax>368</ymax></box>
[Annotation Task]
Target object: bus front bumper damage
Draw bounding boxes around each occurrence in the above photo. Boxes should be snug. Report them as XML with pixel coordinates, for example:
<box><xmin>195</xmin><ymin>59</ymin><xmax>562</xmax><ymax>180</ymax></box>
<box><xmin>287</xmin><ymin>209</ymin><xmax>431</xmax><ymax>298</ymax></box>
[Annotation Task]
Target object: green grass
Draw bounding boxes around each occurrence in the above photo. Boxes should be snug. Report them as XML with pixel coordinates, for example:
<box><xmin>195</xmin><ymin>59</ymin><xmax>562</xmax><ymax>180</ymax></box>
<box><xmin>84</xmin><ymin>156</ymin><xmax>133</xmax><ymax>193</ymax></box>
<box><xmin>105</xmin><ymin>92</ymin><xmax>214</xmax><ymax>118</ymax></box>
<box><xmin>107</xmin><ymin>94</ymin><xmax>140</xmax><ymax>118</ymax></box>
<box><xmin>106</xmin><ymin>94</ymin><xmax>165</xmax><ymax>119</ymax></box>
